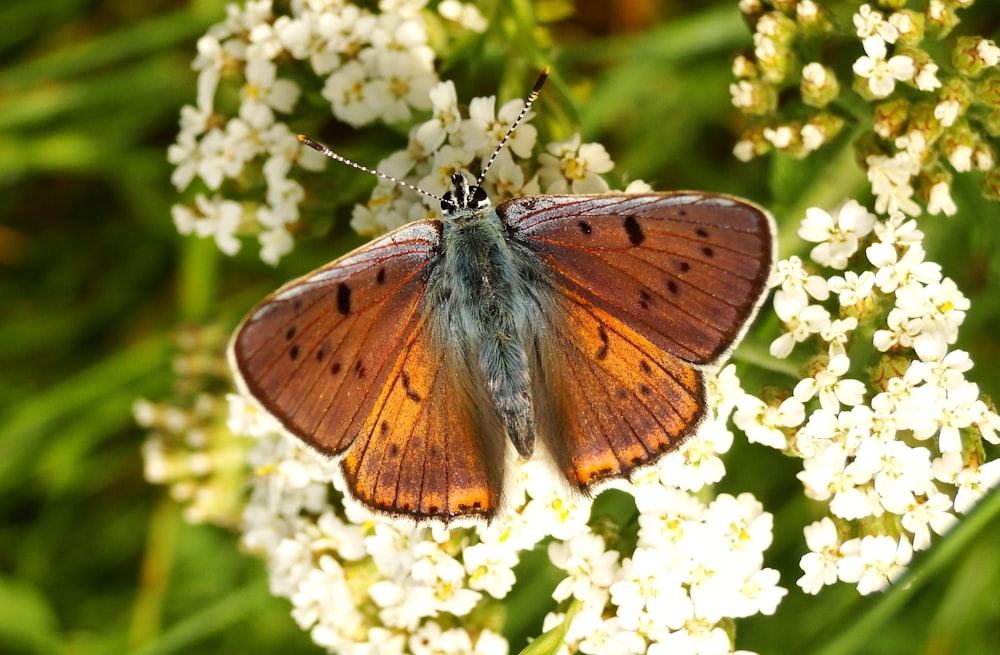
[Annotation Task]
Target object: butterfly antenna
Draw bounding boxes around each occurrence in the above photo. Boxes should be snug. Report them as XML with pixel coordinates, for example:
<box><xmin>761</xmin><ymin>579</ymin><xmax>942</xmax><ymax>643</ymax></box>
<box><xmin>475</xmin><ymin>67</ymin><xmax>550</xmax><ymax>188</ymax></box>
<box><xmin>297</xmin><ymin>134</ymin><xmax>443</xmax><ymax>202</ymax></box>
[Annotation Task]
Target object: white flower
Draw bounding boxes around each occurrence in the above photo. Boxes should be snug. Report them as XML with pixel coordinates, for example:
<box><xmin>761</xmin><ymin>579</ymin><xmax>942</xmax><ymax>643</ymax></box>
<box><xmin>866</xmin><ymin>152</ymin><xmax>921</xmax><ymax>216</ymax></box>
<box><xmin>947</xmin><ymin>144</ymin><xmax>973</xmax><ymax>172</ymax></box>
<box><xmin>914</xmin><ymin>61</ymin><xmax>941</xmax><ymax>91</ymax></box>
<box><xmin>548</xmin><ymin>533</ymin><xmax>619</xmax><ymax>602</ymax></box>
<box><xmin>977</xmin><ymin>38</ymin><xmax>1000</xmax><ymax>67</ymax></box>
<box><xmin>852</xmin><ymin>36</ymin><xmax>914</xmax><ymax>97</ymax></box>
<box><xmin>899</xmin><ymin>492</ymin><xmax>957</xmax><ymax>550</ymax></box>
<box><xmin>460</xmin><ymin>95</ymin><xmax>538</xmax><ymax>161</ymax></box>
<box><xmin>733</xmin><ymin>394</ymin><xmax>805</xmax><ymax>449</ymax></box>
<box><xmin>837</xmin><ymin>535</ymin><xmax>913</xmax><ymax>594</ymax></box>
<box><xmin>656</xmin><ymin>418</ymin><xmax>732</xmax><ymax>491</ymax></box>
<box><xmin>538</xmin><ymin>134</ymin><xmax>613</xmax><ymax>194</ymax></box>
<box><xmin>827</xmin><ymin>270</ymin><xmax>876</xmax><ymax>307</ymax></box>
<box><xmin>927</xmin><ymin>181</ymin><xmax>957</xmax><ymax>216</ymax></box>
<box><xmin>794</xmin><ymin>354</ymin><xmax>867</xmax><ymax>413</ymax></box>
<box><xmin>438</xmin><ymin>0</ymin><xmax>488</xmax><ymax>32</ymax></box>
<box><xmin>853</xmin><ymin>5</ymin><xmax>898</xmax><ymax>43</ymax></box>
<box><xmin>933</xmin><ymin>453</ymin><xmax>1000</xmax><ymax>513</ymax></box>
<box><xmin>414</xmin><ymin>80</ymin><xmax>461</xmax><ymax>151</ymax></box>
<box><xmin>797</xmin><ymin>518</ymin><xmax>841</xmax><ymax>594</ymax></box>
<box><xmin>462</xmin><ymin>541</ymin><xmax>518</xmax><ymax>598</ymax></box>
<box><xmin>321</xmin><ymin>59</ymin><xmax>376</xmax><ymax>126</ymax></box>
<box><xmin>867</xmin><ymin>243</ymin><xmax>941</xmax><ymax>294</ymax></box>
<box><xmin>610</xmin><ymin>548</ymin><xmax>690</xmax><ymax>632</ymax></box>
<box><xmin>241</xmin><ymin>57</ymin><xmax>301</xmax><ymax>128</ymax></box>
<box><xmin>798</xmin><ymin>200</ymin><xmax>876</xmax><ymax>269</ymax></box>
<box><xmin>173</xmin><ymin>194</ymin><xmax>243</xmax><ymax>255</ymax></box>
<box><xmin>934</xmin><ymin>100</ymin><xmax>961</xmax><ymax>127</ymax></box>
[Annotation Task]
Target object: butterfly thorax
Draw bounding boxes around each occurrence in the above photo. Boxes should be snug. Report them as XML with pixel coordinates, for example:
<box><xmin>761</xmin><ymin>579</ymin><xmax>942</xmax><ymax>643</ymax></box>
<box><xmin>430</xmin><ymin>174</ymin><xmax>538</xmax><ymax>458</ymax></box>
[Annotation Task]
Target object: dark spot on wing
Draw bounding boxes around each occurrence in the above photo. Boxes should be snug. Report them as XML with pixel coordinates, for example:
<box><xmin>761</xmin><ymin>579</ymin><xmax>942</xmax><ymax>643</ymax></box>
<box><xmin>666</xmin><ymin>279</ymin><xmax>679</xmax><ymax>295</ymax></box>
<box><xmin>701</xmin><ymin>246</ymin><xmax>715</xmax><ymax>258</ymax></box>
<box><xmin>337</xmin><ymin>283</ymin><xmax>351</xmax><ymax>315</ymax></box>
<box><xmin>615</xmin><ymin>388</ymin><xmax>628</xmax><ymax>400</ymax></box>
<box><xmin>639</xmin><ymin>289</ymin><xmax>651</xmax><ymax>310</ymax></box>
<box><xmin>623</xmin><ymin>215</ymin><xmax>644</xmax><ymax>246</ymax></box>
<box><xmin>401</xmin><ymin>371</ymin><xmax>422</xmax><ymax>402</ymax></box>
<box><xmin>677</xmin><ymin>261</ymin><xmax>690</xmax><ymax>273</ymax></box>
<box><xmin>285</xmin><ymin>326</ymin><xmax>297</xmax><ymax>340</ymax></box>
<box><xmin>380</xmin><ymin>420</ymin><xmax>390</xmax><ymax>435</ymax></box>
<box><xmin>289</xmin><ymin>344</ymin><xmax>300</xmax><ymax>361</ymax></box>
<box><xmin>596</xmin><ymin>324</ymin><xmax>609</xmax><ymax>360</ymax></box>
<box><xmin>695</xmin><ymin>227</ymin><xmax>709</xmax><ymax>238</ymax></box>
<box><xmin>387</xmin><ymin>442</ymin><xmax>399</xmax><ymax>458</ymax></box>
<box><xmin>355</xmin><ymin>360</ymin><xmax>366</xmax><ymax>379</ymax></box>
<box><xmin>331</xmin><ymin>361</ymin><xmax>342</xmax><ymax>375</ymax></box>
<box><xmin>639</xmin><ymin>359</ymin><xmax>652</xmax><ymax>375</ymax></box>
<box><xmin>376</xmin><ymin>267</ymin><xmax>386</xmax><ymax>284</ymax></box>
<box><xmin>292</xmin><ymin>299</ymin><xmax>302</xmax><ymax>312</ymax></box>
<box><xmin>639</xmin><ymin>383</ymin><xmax>652</xmax><ymax>396</ymax></box>
<box><xmin>578</xmin><ymin>220</ymin><xmax>592</xmax><ymax>235</ymax></box>
<box><xmin>316</xmin><ymin>341</ymin><xmax>328</xmax><ymax>362</ymax></box>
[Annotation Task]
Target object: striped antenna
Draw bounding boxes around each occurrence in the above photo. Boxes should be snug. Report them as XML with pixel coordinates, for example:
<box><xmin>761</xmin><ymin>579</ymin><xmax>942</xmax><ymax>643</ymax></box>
<box><xmin>297</xmin><ymin>68</ymin><xmax>550</xmax><ymax>199</ymax></box>
<box><xmin>296</xmin><ymin>135</ymin><xmax>442</xmax><ymax>202</ymax></box>
<box><xmin>475</xmin><ymin>67</ymin><xmax>550</xmax><ymax>188</ymax></box>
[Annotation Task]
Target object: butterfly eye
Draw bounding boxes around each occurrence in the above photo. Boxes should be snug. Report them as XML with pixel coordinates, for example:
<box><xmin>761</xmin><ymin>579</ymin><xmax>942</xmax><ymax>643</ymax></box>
<box><xmin>441</xmin><ymin>190</ymin><xmax>459</xmax><ymax>214</ymax></box>
<box><xmin>471</xmin><ymin>186</ymin><xmax>489</xmax><ymax>208</ymax></box>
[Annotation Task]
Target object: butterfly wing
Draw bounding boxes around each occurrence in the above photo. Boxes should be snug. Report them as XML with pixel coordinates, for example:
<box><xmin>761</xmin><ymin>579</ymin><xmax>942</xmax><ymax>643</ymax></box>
<box><xmin>502</xmin><ymin>193</ymin><xmax>773</xmax><ymax>488</ymax></box>
<box><xmin>230</xmin><ymin>220</ymin><xmax>503</xmax><ymax>519</ymax></box>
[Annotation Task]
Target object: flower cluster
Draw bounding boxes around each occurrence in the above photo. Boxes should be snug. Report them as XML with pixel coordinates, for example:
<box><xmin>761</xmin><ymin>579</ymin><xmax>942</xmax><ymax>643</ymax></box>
<box><xmin>167</xmin><ymin>0</ymin><xmax>488</xmax><ymax>264</ymax></box>
<box><xmin>732</xmin><ymin>1</ymin><xmax>1000</xmax><ymax>214</ymax></box>
<box><xmin>734</xmin><ymin>199</ymin><xmax>1000</xmax><ymax>595</ymax></box>
<box><xmin>234</xmin><ymin>362</ymin><xmax>784</xmax><ymax>655</ymax></box>
<box><xmin>135</xmin><ymin>325</ymin><xmax>252</xmax><ymax>526</ymax></box>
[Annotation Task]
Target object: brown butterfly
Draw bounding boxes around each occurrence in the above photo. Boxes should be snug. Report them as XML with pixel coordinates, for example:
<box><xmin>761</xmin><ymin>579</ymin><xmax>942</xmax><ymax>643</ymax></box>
<box><xmin>229</xmin><ymin>70</ymin><xmax>774</xmax><ymax>522</ymax></box>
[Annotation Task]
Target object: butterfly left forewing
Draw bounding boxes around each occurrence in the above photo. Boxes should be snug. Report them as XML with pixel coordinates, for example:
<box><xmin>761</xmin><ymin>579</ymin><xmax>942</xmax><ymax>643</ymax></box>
<box><xmin>230</xmin><ymin>221</ymin><xmax>441</xmax><ymax>455</ymax></box>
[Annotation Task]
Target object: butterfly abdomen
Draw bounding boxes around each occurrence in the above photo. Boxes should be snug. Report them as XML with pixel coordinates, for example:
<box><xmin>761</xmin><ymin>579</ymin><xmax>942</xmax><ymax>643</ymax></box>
<box><xmin>435</xmin><ymin>209</ymin><xmax>542</xmax><ymax>459</ymax></box>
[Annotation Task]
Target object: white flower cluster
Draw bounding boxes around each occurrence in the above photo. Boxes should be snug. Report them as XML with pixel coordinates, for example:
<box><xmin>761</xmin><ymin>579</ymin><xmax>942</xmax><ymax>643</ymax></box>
<box><xmin>167</xmin><ymin>0</ymin><xmax>487</xmax><ymax>265</ymax></box>
<box><xmin>232</xmin><ymin>364</ymin><xmax>785</xmax><ymax>655</ymax></box>
<box><xmin>734</xmin><ymin>199</ymin><xmax>1000</xmax><ymax>596</ymax></box>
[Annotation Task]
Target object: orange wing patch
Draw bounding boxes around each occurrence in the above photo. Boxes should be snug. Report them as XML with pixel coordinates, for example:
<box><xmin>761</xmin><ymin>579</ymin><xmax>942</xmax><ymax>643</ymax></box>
<box><xmin>341</xmin><ymin>313</ymin><xmax>506</xmax><ymax>520</ymax></box>
<box><xmin>535</xmin><ymin>287</ymin><xmax>705</xmax><ymax>489</ymax></box>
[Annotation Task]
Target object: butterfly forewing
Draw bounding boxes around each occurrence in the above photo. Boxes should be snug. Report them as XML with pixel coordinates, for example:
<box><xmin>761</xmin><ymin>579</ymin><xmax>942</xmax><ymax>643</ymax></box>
<box><xmin>505</xmin><ymin>193</ymin><xmax>774</xmax><ymax>365</ymax></box>
<box><xmin>230</xmin><ymin>221</ymin><xmax>441</xmax><ymax>454</ymax></box>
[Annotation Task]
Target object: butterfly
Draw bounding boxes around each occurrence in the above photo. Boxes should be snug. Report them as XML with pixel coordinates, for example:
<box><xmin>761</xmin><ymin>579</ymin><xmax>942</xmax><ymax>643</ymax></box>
<box><xmin>229</xmin><ymin>69</ymin><xmax>774</xmax><ymax>522</ymax></box>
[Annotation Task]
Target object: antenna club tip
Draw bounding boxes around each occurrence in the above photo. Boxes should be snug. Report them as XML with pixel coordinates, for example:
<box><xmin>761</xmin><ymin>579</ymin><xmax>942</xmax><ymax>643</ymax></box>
<box><xmin>542</xmin><ymin>65</ymin><xmax>551</xmax><ymax>75</ymax></box>
<box><xmin>296</xmin><ymin>134</ymin><xmax>309</xmax><ymax>144</ymax></box>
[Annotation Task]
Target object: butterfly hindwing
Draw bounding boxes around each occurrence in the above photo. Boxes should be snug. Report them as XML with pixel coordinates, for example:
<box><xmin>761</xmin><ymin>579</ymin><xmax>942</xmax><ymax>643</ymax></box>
<box><xmin>341</xmin><ymin>311</ymin><xmax>505</xmax><ymax>519</ymax></box>
<box><xmin>532</xmin><ymin>286</ymin><xmax>705</xmax><ymax>488</ymax></box>
<box><xmin>504</xmin><ymin>193</ymin><xmax>774</xmax><ymax>365</ymax></box>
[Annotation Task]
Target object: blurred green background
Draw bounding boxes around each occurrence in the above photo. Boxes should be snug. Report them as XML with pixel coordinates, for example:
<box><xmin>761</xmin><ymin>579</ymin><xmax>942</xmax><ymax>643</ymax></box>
<box><xmin>1</xmin><ymin>1</ymin><xmax>999</xmax><ymax>654</ymax></box>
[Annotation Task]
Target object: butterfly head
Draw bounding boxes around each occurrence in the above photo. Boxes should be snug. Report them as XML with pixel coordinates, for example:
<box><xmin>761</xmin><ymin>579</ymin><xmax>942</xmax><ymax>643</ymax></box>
<box><xmin>441</xmin><ymin>172</ymin><xmax>490</xmax><ymax>219</ymax></box>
